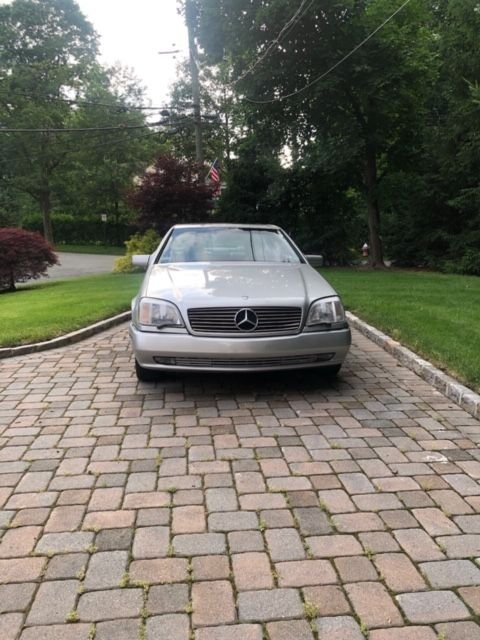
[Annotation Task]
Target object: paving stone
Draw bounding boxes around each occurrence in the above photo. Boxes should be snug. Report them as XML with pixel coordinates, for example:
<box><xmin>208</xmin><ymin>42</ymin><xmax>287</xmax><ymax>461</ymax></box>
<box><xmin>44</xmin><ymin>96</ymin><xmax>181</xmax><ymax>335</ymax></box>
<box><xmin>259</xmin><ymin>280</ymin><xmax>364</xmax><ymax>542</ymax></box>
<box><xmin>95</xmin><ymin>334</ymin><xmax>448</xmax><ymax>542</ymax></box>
<box><xmin>77</xmin><ymin>588</ymin><xmax>143</xmax><ymax>621</ymax></box>
<box><xmin>209</xmin><ymin>511</ymin><xmax>258</xmax><ymax>532</ymax></box>
<box><xmin>266</xmin><ymin>620</ymin><xmax>314</xmax><ymax>640</ymax></box>
<box><xmin>0</xmin><ymin>582</ymin><xmax>36</xmax><ymax>613</ymax></box>
<box><xmin>0</xmin><ymin>525</ymin><xmax>42</xmax><ymax>557</ymax></box>
<box><xmin>146</xmin><ymin>614</ymin><xmax>190</xmax><ymax>640</ymax></box>
<box><xmin>26</xmin><ymin>580</ymin><xmax>78</xmax><ymax>625</ymax></box>
<box><xmin>394</xmin><ymin>529</ymin><xmax>444</xmax><ymax>561</ymax></box>
<box><xmin>205</xmin><ymin>488</ymin><xmax>238</xmax><ymax>512</ymax></box>
<box><xmin>307</xmin><ymin>534</ymin><xmax>363</xmax><ymax>558</ymax></box>
<box><xmin>232</xmin><ymin>552</ymin><xmax>273</xmax><ymax>590</ymax></box>
<box><xmin>436</xmin><ymin>534</ymin><xmax>480</xmax><ymax>558</ymax></box>
<box><xmin>334</xmin><ymin>556</ymin><xmax>378</xmax><ymax>582</ymax></box>
<box><xmin>192</xmin><ymin>555</ymin><xmax>230</xmax><ymax>581</ymax></box>
<box><xmin>195</xmin><ymin>625</ymin><xmax>262</xmax><ymax>640</ymax></box>
<box><xmin>277</xmin><ymin>559</ymin><xmax>337</xmax><ymax>586</ymax></box>
<box><xmin>44</xmin><ymin>553</ymin><xmax>88</xmax><ymax>580</ymax></box>
<box><xmin>172</xmin><ymin>505</ymin><xmax>206</xmax><ymax>534</ymax></box>
<box><xmin>413</xmin><ymin>508</ymin><xmax>460</xmax><ymax>536</ymax></box>
<box><xmin>173</xmin><ymin>533</ymin><xmax>226</xmax><ymax>556</ymax></box>
<box><xmin>315</xmin><ymin>616</ymin><xmax>365</xmax><ymax>640</ymax></box>
<box><xmin>148</xmin><ymin>584</ymin><xmax>189</xmax><ymax>614</ymax></box>
<box><xmin>238</xmin><ymin>588</ymin><xmax>303</xmax><ymax>622</ymax></box>
<box><xmin>346</xmin><ymin>582</ymin><xmax>403</xmax><ymax>628</ymax></box>
<box><xmin>458</xmin><ymin>586</ymin><xmax>480</xmax><ymax>614</ymax></box>
<box><xmin>0</xmin><ymin>557</ymin><xmax>46</xmax><ymax>583</ymax></box>
<box><xmin>96</xmin><ymin>619</ymin><xmax>142</xmax><ymax>640</ymax></box>
<box><xmin>265</xmin><ymin>528</ymin><xmax>305</xmax><ymax>561</ymax></box>
<box><xmin>302</xmin><ymin>585</ymin><xmax>351</xmax><ymax>615</ymax></box>
<box><xmin>192</xmin><ymin>580</ymin><xmax>236</xmax><ymax>626</ymax></box>
<box><xmin>96</xmin><ymin>527</ymin><xmax>133</xmax><ymax>551</ymax></box>
<box><xmin>396</xmin><ymin>591</ymin><xmax>470</xmax><ymax>623</ymax></box>
<box><xmin>293</xmin><ymin>507</ymin><xmax>331</xmax><ymax>535</ymax></box>
<box><xmin>130</xmin><ymin>558</ymin><xmax>188</xmax><ymax>584</ymax></box>
<box><xmin>419</xmin><ymin>559</ymin><xmax>480</xmax><ymax>587</ymax></box>
<box><xmin>369</xmin><ymin>628</ymin><xmax>437</xmax><ymax>640</ymax></box>
<box><xmin>373</xmin><ymin>553</ymin><xmax>426</xmax><ymax>592</ymax></box>
<box><xmin>435</xmin><ymin>621</ymin><xmax>480</xmax><ymax>640</ymax></box>
<box><xmin>0</xmin><ymin>614</ymin><xmax>25</xmax><ymax>640</ymax></box>
<box><xmin>84</xmin><ymin>550</ymin><xmax>128</xmax><ymax>589</ymax></box>
<box><xmin>19</xmin><ymin>625</ymin><xmax>93</xmax><ymax>640</ymax></box>
<box><xmin>333</xmin><ymin>512</ymin><xmax>385</xmax><ymax>532</ymax></box>
<box><xmin>228</xmin><ymin>530</ymin><xmax>264</xmax><ymax>552</ymax></box>
<box><xmin>133</xmin><ymin>526</ymin><xmax>169</xmax><ymax>559</ymax></box>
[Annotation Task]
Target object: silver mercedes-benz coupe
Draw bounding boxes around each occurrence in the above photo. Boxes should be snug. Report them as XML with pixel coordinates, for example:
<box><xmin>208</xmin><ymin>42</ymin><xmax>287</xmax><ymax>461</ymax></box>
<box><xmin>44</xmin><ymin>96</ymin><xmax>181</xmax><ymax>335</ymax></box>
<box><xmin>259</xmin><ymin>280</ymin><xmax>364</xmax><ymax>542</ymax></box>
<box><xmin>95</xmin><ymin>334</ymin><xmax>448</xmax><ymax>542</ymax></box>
<box><xmin>129</xmin><ymin>224</ymin><xmax>351</xmax><ymax>381</ymax></box>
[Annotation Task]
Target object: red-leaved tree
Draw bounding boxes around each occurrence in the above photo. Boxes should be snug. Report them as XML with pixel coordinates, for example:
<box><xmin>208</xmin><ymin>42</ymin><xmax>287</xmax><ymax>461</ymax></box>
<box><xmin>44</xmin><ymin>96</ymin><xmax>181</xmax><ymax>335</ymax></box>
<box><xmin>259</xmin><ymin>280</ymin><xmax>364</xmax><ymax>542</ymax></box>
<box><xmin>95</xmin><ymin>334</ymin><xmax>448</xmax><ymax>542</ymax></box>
<box><xmin>0</xmin><ymin>228</ymin><xmax>59</xmax><ymax>292</ymax></box>
<box><xmin>128</xmin><ymin>155</ymin><xmax>214</xmax><ymax>234</ymax></box>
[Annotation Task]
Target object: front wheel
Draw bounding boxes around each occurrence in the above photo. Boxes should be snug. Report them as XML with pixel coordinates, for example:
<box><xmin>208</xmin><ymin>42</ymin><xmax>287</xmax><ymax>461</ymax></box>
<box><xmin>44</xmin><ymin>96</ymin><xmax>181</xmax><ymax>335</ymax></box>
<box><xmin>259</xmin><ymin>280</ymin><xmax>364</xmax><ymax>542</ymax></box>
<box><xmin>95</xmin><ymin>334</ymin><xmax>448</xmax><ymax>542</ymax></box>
<box><xmin>135</xmin><ymin>360</ymin><xmax>158</xmax><ymax>382</ymax></box>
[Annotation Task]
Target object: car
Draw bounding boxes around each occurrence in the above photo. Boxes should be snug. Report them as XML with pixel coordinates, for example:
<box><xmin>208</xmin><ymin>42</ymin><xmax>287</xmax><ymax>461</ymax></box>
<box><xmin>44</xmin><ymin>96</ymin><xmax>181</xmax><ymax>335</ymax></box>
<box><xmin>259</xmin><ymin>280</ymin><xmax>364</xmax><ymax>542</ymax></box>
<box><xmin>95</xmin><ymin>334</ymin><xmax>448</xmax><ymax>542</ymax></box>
<box><xmin>129</xmin><ymin>223</ymin><xmax>351</xmax><ymax>381</ymax></box>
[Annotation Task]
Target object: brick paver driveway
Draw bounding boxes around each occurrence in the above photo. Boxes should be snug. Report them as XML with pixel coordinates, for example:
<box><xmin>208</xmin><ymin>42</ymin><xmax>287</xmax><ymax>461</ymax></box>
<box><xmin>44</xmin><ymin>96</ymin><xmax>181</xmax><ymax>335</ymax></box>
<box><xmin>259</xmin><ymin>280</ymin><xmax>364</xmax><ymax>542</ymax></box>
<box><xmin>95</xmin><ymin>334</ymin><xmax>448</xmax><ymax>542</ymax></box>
<box><xmin>1</xmin><ymin>325</ymin><xmax>480</xmax><ymax>640</ymax></box>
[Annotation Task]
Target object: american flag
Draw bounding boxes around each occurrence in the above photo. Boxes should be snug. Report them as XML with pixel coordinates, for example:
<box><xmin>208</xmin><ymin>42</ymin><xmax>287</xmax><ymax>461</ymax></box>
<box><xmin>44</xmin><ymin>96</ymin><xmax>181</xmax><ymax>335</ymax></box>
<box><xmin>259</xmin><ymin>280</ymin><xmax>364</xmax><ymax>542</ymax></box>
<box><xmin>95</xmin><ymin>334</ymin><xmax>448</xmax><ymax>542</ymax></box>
<box><xmin>207</xmin><ymin>158</ymin><xmax>221</xmax><ymax>194</ymax></box>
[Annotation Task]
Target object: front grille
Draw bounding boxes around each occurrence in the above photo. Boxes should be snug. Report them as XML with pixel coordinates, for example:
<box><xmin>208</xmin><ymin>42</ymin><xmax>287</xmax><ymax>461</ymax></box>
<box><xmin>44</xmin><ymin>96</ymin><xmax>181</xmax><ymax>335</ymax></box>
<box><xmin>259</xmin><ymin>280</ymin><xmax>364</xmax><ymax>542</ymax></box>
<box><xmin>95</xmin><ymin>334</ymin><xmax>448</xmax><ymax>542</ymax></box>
<box><xmin>153</xmin><ymin>353</ymin><xmax>334</xmax><ymax>368</ymax></box>
<box><xmin>187</xmin><ymin>306</ymin><xmax>302</xmax><ymax>335</ymax></box>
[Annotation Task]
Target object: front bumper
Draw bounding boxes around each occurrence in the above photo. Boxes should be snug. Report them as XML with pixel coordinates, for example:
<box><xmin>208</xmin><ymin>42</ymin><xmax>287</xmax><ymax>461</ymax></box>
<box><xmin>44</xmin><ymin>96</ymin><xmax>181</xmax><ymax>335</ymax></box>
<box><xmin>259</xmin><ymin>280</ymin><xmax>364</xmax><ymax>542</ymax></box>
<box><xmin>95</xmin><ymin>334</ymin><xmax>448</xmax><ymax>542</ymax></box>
<box><xmin>129</xmin><ymin>324</ymin><xmax>351</xmax><ymax>373</ymax></box>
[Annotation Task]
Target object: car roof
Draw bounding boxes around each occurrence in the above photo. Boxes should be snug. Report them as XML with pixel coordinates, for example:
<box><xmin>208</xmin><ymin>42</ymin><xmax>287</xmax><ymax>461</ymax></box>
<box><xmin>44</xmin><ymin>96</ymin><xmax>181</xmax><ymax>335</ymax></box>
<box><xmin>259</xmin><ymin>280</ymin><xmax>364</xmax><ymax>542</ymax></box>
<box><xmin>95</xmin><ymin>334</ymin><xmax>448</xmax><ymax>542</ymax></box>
<box><xmin>171</xmin><ymin>223</ymin><xmax>281</xmax><ymax>230</ymax></box>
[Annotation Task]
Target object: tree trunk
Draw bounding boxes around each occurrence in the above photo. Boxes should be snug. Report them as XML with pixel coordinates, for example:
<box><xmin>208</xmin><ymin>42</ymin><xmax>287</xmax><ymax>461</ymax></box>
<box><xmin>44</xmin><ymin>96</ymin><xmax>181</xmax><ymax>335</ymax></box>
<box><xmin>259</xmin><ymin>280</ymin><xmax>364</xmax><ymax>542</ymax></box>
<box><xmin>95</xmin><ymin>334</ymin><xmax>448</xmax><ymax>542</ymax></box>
<box><xmin>364</xmin><ymin>142</ymin><xmax>384</xmax><ymax>267</ymax></box>
<box><xmin>40</xmin><ymin>189</ymin><xmax>54</xmax><ymax>245</ymax></box>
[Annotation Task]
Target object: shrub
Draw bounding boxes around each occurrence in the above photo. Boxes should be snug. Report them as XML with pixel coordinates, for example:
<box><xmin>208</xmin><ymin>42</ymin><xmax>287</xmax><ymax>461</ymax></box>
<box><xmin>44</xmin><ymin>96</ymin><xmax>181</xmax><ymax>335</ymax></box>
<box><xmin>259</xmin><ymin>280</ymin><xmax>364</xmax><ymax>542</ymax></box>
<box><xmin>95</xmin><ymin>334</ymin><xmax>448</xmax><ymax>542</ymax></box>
<box><xmin>0</xmin><ymin>227</ymin><xmax>59</xmax><ymax>292</ymax></box>
<box><xmin>113</xmin><ymin>229</ymin><xmax>162</xmax><ymax>273</ymax></box>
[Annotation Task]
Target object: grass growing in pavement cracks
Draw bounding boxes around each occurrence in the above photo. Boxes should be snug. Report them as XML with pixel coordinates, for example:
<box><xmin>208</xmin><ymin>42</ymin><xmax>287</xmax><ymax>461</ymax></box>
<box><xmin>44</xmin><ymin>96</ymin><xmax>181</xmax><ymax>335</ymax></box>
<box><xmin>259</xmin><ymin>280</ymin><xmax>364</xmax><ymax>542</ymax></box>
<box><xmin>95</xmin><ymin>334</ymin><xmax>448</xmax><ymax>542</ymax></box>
<box><xmin>0</xmin><ymin>273</ymin><xmax>143</xmax><ymax>348</ymax></box>
<box><xmin>322</xmin><ymin>268</ymin><xmax>480</xmax><ymax>392</ymax></box>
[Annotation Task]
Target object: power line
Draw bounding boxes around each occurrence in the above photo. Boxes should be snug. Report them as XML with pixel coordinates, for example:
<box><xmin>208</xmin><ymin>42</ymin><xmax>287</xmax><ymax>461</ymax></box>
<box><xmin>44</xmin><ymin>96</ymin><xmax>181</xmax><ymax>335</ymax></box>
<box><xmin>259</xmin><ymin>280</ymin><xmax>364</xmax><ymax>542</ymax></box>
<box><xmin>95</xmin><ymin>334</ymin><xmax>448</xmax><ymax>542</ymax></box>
<box><xmin>244</xmin><ymin>0</ymin><xmax>413</xmax><ymax>104</ymax></box>
<box><xmin>0</xmin><ymin>88</ymin><xmax>193</xmax><ymax>112</ymax></box>
<box><xmin>0</xmin><ymin>121</ymin><xmax>171</xmax><ymax>134</ymax></box>
<box><xmin>227</xmin><ymin>0</ymin><xmax>313</xmax><ymax>89</ymax></box>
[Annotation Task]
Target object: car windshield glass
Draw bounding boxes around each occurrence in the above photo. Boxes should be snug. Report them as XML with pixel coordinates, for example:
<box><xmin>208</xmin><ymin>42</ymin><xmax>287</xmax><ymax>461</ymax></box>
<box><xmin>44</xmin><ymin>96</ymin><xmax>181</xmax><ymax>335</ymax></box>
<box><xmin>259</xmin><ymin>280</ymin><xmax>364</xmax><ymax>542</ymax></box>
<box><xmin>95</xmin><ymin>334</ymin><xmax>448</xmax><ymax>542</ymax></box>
<box><xmin>158</xmin><ymin>228</ymin><xmax>301</xmax><ymax>263</ymax></box>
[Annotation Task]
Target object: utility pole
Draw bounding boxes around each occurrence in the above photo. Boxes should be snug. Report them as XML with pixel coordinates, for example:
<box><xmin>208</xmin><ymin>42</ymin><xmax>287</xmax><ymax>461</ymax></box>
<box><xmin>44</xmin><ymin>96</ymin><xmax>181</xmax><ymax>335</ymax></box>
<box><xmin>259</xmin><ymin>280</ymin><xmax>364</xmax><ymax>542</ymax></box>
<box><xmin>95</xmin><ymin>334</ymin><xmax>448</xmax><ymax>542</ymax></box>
<box><xmin>185</xmin><ymin>0</ymin><xmax>204</xmax><ymax>168</ymax></box>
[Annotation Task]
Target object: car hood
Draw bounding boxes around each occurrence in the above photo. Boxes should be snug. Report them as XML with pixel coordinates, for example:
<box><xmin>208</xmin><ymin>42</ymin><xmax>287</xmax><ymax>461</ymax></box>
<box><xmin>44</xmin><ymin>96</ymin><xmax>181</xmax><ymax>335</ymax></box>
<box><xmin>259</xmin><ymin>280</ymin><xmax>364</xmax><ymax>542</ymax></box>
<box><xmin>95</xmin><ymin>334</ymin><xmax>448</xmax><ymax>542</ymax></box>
<box><xmin>142</xmin><ymin>263</ymin><xmax>338</xmax><ymax>308</ymax></box>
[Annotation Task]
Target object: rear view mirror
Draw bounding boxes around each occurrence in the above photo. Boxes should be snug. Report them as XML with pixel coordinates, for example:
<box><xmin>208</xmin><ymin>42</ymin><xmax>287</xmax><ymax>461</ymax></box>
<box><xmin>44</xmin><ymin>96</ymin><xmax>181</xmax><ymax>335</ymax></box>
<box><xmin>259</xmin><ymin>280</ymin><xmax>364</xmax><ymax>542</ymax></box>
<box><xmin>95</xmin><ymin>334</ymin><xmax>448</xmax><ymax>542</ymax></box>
<box><xmin>132</xmin><ymin>254</ymin><xmax>150</xmax><ymax>270</ymax></box>
<box><xmin>305</xmin><ymin>254</ymin><xmax>324</xmax><ymax>268</ymax></box>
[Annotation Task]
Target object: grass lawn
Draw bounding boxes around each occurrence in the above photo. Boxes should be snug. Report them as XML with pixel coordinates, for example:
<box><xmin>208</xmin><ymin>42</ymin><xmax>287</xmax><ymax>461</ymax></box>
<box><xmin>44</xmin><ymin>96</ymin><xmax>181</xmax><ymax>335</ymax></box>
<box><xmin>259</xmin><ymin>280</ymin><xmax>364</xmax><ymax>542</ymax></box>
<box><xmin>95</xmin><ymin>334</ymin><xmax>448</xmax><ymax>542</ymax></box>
<box><xmin>0</xmin><ymin>273</ymin><xmax>142</xmax><ymax>348</ymax></box>
<box><xmin>55</xmin><ymin>244</ymin><xmax>125</xmax><ymax>255</ymax></box>
<box><xmin>322</xmin><ymin>268</ymin><xmax>480</xmax><ymax>392</ymax></box>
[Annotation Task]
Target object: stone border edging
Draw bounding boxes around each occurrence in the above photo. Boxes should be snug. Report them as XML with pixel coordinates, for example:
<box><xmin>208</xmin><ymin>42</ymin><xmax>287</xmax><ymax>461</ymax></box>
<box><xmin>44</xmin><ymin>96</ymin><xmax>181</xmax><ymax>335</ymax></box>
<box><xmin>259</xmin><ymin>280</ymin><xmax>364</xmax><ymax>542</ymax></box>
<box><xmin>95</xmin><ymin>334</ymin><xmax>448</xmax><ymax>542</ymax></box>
<box><xmin>347</xmin><ymin>311</ymin><xmax>480</xmax><ymax>420</ymax></box>
<box><xmin>0</xmin><ymin>311</ymin><xmax>131</xmax><ymax>360</ymax></box>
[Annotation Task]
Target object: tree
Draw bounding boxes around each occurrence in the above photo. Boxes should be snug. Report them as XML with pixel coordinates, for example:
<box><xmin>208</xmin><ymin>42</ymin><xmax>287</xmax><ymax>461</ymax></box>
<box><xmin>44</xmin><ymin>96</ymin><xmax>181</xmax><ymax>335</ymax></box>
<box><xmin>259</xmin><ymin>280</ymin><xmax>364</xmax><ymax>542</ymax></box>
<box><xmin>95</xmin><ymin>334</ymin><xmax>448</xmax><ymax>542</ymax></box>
<box><xmin>128</xmin><ymin>155</ymin><xmax>214</xmax><ymax>234</ymax></box>
<box><xmin>195</xmin><ymin>0</ymin><xmax>435</xmax><ymax>266</ymax></box>
<box><xmin>0</xmin><ymin>0</ymin><xmax>98</xmax><ymax>242</ymax></box>
<box><xmin>0</xmin><ymin>227</ymin><xmax>58</xmax><ymax>291</ymax></box>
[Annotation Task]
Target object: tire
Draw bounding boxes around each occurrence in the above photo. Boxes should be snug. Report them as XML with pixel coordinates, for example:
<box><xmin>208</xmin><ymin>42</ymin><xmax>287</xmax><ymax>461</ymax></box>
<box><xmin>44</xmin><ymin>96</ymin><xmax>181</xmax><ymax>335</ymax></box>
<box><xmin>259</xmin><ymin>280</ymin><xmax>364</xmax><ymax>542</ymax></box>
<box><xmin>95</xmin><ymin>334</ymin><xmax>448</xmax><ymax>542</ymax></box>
<box><xmin>321</xmin><ymin>364</ymin><xmax>342</xmax><ymax>377</ymax></box>
<box><xmin>135</xmin><ymin>360</ymin><xmax>158</xmax><ymax>382</ymax></box>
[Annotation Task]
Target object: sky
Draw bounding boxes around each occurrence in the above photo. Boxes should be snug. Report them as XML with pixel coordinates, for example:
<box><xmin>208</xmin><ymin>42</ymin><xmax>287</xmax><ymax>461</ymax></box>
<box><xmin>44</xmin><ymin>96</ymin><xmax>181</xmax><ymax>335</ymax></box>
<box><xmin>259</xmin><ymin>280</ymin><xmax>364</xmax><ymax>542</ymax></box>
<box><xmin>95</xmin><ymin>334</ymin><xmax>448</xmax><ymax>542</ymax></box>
<box><xmin>77</xmin><ymin>0</ymin><xmax>189</xmax><ymax>106</ymax></box>
<box><xmin>0</xmin><ymin>0</ymin><xmax>189</xmax><ymax>107</ymax></box>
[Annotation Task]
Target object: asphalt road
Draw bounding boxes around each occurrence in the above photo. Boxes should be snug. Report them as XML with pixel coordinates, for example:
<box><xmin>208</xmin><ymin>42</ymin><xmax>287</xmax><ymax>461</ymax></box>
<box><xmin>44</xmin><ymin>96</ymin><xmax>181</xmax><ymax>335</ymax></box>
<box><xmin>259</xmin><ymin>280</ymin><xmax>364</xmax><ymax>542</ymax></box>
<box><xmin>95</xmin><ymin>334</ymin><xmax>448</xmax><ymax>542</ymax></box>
<box><xmin>39</xmin><ymin>252</ymin><xmax>117</xmax><ymax>281</ymax></box>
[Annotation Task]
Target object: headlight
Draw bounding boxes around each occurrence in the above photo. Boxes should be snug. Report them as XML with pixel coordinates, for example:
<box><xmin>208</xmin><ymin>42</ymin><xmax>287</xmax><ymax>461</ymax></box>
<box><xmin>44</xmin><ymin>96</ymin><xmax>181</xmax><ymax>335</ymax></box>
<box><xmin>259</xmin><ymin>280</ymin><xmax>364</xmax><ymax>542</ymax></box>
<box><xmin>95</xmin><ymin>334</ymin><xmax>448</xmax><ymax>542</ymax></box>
<box><xmin>306</xmin><ymin>296</ymin><xmax>346</xmax><ymax>327</ymax></box>
<box><xmin>135</xmin><ymin>298</ymin><xmax>184</xmax><ymax>328</ymax></box>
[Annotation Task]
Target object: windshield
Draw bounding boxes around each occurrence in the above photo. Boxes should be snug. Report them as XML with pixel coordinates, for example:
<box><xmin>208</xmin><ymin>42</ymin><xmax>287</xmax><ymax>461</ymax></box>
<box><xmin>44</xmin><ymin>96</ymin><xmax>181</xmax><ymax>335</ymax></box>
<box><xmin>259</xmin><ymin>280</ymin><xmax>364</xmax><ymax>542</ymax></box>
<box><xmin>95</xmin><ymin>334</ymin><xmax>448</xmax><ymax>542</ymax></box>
<box><xmin>158</xmin><ymin>228</ymin><xmax>302</xmax><ymax>264</ymax></box>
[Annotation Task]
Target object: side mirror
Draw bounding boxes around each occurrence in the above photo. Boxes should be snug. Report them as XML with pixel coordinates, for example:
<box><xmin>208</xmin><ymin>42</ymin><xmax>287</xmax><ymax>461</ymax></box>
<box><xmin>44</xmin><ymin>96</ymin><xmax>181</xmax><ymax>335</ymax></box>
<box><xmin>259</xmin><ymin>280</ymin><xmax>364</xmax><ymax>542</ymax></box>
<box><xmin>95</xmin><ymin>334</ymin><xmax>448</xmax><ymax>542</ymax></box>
<box><xmin>305</xmin><ymin>254</ymin><xmax>324</xmax><ymax>268</ymax></box>
<box><xmin>132</xmin><ymin>254</ymin><xmax>150</xmax><ymax>270</ymax></box>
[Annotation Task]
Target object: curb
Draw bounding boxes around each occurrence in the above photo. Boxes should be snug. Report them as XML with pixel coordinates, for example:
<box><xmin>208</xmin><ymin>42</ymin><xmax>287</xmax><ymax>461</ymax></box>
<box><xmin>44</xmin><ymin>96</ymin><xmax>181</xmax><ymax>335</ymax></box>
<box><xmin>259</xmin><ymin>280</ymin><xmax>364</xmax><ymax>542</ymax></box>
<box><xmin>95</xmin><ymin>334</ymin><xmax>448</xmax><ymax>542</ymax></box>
<box><xmin>0</xmin><ymin>311</ymin><xmax>131</xmax><ymax>360</ymax></box>
<box><xmin>347</xmin><ymin>311</ymin><xmax>480</xmax><ymax>420</ymax></box>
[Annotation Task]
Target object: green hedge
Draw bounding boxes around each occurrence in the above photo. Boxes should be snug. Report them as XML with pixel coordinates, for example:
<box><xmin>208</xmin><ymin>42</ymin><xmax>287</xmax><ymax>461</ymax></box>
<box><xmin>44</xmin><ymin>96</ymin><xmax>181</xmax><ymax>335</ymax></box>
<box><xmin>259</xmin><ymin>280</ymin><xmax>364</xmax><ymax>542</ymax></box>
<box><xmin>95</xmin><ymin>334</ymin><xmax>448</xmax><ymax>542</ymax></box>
<box><xmin>23</xmin><ymin>213</ymin><xmax>138</xmax><ymax>246</ymax></box>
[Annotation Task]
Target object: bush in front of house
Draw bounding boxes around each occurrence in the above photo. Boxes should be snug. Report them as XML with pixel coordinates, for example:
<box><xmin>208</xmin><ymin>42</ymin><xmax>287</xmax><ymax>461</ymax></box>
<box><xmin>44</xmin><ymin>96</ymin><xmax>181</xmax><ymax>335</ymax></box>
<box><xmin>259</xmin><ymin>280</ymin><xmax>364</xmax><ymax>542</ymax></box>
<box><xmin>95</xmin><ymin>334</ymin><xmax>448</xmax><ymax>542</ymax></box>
<box><xmin>0</xmin><ymin>227</ymin><xmax>59</xmax><ymax>292</ymax></box>
<box><xmin>113</xmin><ymin>229</ymin><xmax>162</xmax><ymax>273</ymax></box>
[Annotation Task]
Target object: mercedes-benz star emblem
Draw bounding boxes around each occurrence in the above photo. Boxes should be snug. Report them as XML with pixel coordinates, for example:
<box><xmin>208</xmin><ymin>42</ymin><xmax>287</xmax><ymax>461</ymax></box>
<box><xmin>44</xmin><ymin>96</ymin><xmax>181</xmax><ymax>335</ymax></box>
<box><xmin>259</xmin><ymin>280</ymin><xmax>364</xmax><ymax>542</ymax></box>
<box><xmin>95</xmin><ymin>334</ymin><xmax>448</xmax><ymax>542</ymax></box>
<box><xmin>234</xmin><ymin>308</ymin><xmax>258</xmax><ymax>332</ymax></box>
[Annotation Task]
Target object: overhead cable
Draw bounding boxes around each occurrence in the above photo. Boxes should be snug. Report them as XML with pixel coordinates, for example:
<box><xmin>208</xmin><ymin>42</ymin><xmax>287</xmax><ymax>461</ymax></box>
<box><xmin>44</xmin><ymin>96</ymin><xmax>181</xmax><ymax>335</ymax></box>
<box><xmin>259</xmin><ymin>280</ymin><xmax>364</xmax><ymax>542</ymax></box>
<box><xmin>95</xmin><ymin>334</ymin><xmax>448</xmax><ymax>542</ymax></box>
<box><xmin>244</xmin><ymin>0</ymin><xmax>413</xmax><ymax>104</ymax></box>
